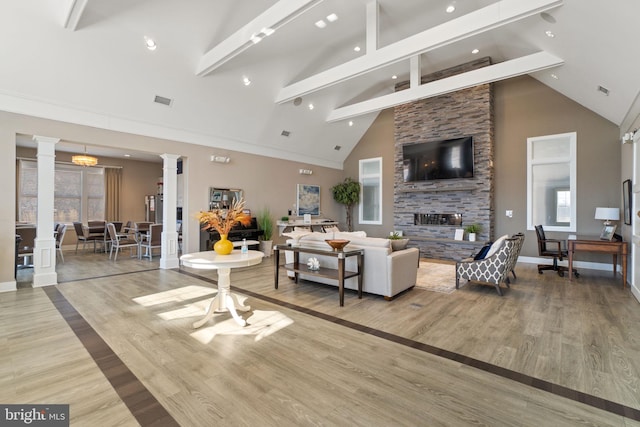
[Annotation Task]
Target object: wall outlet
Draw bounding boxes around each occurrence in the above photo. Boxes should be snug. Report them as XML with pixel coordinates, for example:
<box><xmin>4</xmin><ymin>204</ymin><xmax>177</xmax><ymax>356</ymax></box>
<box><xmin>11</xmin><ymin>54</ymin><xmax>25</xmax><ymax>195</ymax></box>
<box><xmin>505</xmin><ymin>210</ymin><xmax>513</xmax><ymax>218</ymax></box>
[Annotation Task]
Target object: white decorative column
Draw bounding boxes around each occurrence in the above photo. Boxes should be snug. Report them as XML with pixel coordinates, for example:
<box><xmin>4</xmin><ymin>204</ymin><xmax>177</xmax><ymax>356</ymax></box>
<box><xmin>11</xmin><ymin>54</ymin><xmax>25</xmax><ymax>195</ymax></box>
<box><xmin>32</xmin><ymin>135</ymin><xmax>59</xmax><ymax>287</ymax></box>
<box><xmin>160</xmin><ymin>153</ymin><xmax>180</xmax><ymax>269</ymax></box>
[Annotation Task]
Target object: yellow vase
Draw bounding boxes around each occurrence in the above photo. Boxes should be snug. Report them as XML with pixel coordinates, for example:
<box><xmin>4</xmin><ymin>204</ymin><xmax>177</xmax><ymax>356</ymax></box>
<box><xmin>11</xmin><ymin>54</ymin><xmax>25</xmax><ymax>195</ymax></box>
<box><xmin>213</xmin><ymin>234</ymin><xmax>234</xmax><ymax>255</ymax></box>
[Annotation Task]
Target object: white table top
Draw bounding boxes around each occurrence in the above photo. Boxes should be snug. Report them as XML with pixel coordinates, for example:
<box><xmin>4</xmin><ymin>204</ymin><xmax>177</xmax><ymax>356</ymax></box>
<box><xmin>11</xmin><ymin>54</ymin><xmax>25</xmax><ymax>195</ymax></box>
<box><xmin>180</xmin><ymin>250</ymin><xmax>264</xmax><ymax>270</ymax></box>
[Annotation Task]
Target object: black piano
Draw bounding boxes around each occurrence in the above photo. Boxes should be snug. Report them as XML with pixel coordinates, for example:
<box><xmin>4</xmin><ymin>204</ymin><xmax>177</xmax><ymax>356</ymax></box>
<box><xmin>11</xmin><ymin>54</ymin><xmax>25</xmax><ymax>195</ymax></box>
<box><xmin>199</xmin><ymin>217</ymin><xmax>263</xmax><ymax>251</ymax></box>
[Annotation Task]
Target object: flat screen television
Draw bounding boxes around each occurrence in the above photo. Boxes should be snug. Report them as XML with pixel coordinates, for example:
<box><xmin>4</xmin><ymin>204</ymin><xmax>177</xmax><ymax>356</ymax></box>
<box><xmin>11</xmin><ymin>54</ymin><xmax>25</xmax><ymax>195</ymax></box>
<box><xmin>402</xmin><ymin>136</ymin><xmax>474</xmax><ymax>182</ymax></box>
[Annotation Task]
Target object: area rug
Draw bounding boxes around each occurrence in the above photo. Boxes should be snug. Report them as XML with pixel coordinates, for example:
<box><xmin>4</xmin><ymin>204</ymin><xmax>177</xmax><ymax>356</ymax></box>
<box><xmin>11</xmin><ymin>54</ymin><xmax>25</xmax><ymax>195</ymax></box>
<box><xmin>415</xmin><ymin>260</ymin><xmax>457</xmax><ymax>294</ymax></box>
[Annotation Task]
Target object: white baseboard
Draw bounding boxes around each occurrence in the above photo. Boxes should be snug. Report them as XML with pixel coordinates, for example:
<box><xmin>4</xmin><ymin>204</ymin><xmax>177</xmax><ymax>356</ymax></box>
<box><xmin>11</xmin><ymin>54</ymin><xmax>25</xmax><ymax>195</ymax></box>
<box><xmin>0</xmin><ymin>280</ymin><xmax>17</xmax><ymax>292</ymax></box>
<box><xmin>517</xmin><ymin>256</ymin><xmax>621</xmax><ymax>273</ymax></box>
<box><xmin>631</xmin><ymin>283</ymin><xmax>640</xmax><ymax>304</ymax></box>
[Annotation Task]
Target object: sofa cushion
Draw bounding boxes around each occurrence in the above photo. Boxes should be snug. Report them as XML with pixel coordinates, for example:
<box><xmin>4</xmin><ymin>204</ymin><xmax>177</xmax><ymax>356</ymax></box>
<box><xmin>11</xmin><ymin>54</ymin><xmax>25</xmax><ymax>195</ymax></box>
<box><xmin>282</xmin><ymin>230</ymin><xmax>312</xmax><ymax>242</ymax></box>
<box><xmin>334</xmin><ymin>231</ymin><xmax>367</xmax><ymax>239</ymax></box>
<box><xmin>485</xmin><ymin>234</ymin><xmax>509</xmax><ymax>258</ymax></box>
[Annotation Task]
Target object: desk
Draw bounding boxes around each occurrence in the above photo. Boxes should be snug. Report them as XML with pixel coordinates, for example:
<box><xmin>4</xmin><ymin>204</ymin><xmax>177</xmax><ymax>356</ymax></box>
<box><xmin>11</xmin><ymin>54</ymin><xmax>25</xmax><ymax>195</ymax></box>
<box><xmin>180</xmin><ymin>250</ymin><xmax>264</xmax><ymax>327</ymax></box>
<box><xmin>567</xmin><ymin>236</ymin><xmax>628</xmax><ymax>288</ymax></box>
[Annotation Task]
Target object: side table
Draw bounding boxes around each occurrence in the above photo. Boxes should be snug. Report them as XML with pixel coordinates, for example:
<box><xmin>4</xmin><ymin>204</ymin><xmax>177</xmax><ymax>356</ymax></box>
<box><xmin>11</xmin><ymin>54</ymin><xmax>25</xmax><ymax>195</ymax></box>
<box><xmin>180</xmin><ymin>250</ymin><xmax>264</xmax><ymax>327</ymax></box>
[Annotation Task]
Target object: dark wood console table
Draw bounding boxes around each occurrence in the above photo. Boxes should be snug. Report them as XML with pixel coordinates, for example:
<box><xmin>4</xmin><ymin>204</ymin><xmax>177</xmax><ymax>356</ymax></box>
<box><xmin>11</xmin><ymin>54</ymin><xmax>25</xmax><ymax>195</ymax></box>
<box><xmin>567</xmin><ymin>236</ymin><xmax>628</xmax><ymax>288</ymax></box>
<box><xmin>273</xmin><ymin>244</ymin><xmax>363</xmax><ymax>306</ymax></box>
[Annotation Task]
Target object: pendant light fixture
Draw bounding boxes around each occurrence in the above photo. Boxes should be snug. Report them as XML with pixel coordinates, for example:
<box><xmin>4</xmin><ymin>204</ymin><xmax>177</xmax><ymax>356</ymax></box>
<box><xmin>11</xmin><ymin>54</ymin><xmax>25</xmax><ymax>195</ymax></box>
<box><xmin>72</xmin><ymin>146</ymin><xmax>98</xmax><ymax>167</ymax></box>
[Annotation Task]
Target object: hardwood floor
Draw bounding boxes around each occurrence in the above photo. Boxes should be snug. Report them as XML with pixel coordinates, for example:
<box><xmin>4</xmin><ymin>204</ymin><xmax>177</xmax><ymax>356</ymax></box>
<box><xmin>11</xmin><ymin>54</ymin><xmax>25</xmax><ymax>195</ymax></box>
<box><xmin>2</xmin><ymin>250</ymin><xmax>640</xmax><ymax>426</ymax></box>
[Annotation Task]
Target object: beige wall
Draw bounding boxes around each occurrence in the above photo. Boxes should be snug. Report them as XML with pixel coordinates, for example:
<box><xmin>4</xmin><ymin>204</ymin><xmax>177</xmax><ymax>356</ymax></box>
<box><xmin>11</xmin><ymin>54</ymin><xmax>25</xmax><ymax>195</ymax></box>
<box><xmin>1</xmin><ymin>111</ymin><xmax>344</xmax><ymax>287</ymax></box>
<box><xmin>344</xmin><ymin>76</ymin><xmax>621</xmax><ymax>259</ymax></box>
<box><xmin>342</xmin><ymin>108</ymin><xmax>396</xmax><ymax>238</ymax></box>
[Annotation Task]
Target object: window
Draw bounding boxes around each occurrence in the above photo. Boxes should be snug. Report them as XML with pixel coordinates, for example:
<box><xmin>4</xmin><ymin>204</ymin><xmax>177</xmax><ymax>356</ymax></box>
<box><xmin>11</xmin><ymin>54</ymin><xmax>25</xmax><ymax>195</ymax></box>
<box><xmin>359</xmin><ymin>157</ymin><xmax>382</xmax><ymax>225</ymax></box>
<box><xmin>18</xmin><ymin>159</ymin><xmax>105</xmax><ymax>223</ymax></box>
<box><xmin>527</xmin><ymin>132</ymin><xmax>576</xmax><ymax>232</ymax></box>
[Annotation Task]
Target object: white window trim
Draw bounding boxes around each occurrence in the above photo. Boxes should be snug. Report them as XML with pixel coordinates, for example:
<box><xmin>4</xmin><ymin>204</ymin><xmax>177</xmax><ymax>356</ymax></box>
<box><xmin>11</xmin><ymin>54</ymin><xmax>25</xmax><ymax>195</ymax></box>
<box><xmin>526</xmin><ymin>132</ymin><xmax>577</xmax><ymax>232</ymax></box>
<box><xmin>358</xmin><ymin>157</ymin><xmax>382</xmax><ymax>225</ymax></box>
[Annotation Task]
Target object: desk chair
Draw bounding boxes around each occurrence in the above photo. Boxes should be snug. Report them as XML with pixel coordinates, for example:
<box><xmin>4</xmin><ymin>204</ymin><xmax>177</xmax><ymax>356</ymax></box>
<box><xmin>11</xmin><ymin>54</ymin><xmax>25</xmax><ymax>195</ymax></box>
<box><xmin>534</xmin><ymin>225</ymin><xmax>579</xmax><ymax>278</ymax></box>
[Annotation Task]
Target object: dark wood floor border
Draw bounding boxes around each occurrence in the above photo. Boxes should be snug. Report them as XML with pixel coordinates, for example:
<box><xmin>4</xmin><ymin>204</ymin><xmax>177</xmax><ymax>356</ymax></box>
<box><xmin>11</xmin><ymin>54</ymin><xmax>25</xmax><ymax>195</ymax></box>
<box><xmin>43</xmin><ymin>286</ymin><xmax>180</xmax><ymax>427</ymax></box>
<box><xmin>178</xmin><ymin>268</ymin><xmax>640</xmax><ymax>421</ymax></box>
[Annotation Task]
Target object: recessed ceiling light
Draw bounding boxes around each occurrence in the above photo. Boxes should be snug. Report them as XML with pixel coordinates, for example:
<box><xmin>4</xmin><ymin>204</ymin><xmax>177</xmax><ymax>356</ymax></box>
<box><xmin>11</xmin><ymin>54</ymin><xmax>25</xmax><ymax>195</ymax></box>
<box><xmin>348</xmin><ymin>121</ymin><xmax>354</xmax><ymax>127</ymax></box>
<box><xmin>471</xmin><ymin>48</ymin><xmax>479</xmax><ymax>54</ymax></box>
<box><xmin>243</xmin><ymin>76</ymin><xmax>251</xmax><ymax>86</ymax></box>
<box><xmin>315</xmin><ymin>20</ymin><xmax>326</xmax><ymax>29</ymax></box>
<box><xmin>124</xmin><ymin>154</ymin><xmax>131</xmax><ymax>157</ymax></box>
<box><xmin>144</xmin><ymin>37</ymin><xmax>157</xmax><ymax>51</ymax></box>
<box><xmin>545</xmin><ymin>30</ymin><xmax>555</xmax><ymax>38</ymax></box>
<box><xmin>551</xmin><ymin>73</ymin><xmax>558</xmax><ymax>79</ymax></box>
<box><xmin>250</xmin><ymin>34</ymin><xmax>263</xmax><ymax>44</ymax></box>
<box><xmin>308</xmin><ymin>103</ymin><xmax>314</xmax><ymax>110</ymax></box>
<box><xmin>446</xmin><ymin>5</ymin><xmax>456</xmax><ymax>13</ymax></box>
<box><xmin>391</xmin><ymin>75</ymin><xmax>398</xmax><ymax>80</ymax></box>
<box><xmin>354</xmin><ymin>46</ymin><xmax>361</xmax><ymax>52</ymax></box>
<box><xmin>326</xmin><ymin>13</ymin><xmax>338</xmax><ymax>22</ymax></box>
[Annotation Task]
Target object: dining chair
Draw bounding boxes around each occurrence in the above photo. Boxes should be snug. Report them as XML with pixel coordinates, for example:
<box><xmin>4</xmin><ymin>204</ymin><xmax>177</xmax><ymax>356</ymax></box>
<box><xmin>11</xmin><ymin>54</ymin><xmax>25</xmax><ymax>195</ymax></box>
<box><xmin>140</xmin><ymin>223</ymin><xmax>162</xmax><ymax>260</ymax></box>
<box><xmin>73</xmin><ymin>222</ymin><xmax>103</xmax><ymax>253</ymax></box>
<box><xmin>16</xmin><ymin>226</ymin><xmax>36</xmax><ymax>268</ymax></box>
<box><xmin>107</xmin><ymin>222</ymin><xmax>139</xmax><ymax>261</ymax></box>
<box><xmin>55</xmin><ymin>223</ymin><xmax>67</xmax><ymax>262</ymax></box>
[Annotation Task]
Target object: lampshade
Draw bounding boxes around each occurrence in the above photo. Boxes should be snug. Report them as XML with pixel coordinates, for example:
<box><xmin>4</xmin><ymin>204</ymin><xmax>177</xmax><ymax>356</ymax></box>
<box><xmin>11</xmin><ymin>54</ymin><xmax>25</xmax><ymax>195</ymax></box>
<box><xmin>72</xmin><ymin>146</ymin><xmax>98</xmax><ymax>167</ymax></box>
<box><xmin>594</xmin><ymin>207</ymin><xmax>620</xmax><ymax>222</ymax></box>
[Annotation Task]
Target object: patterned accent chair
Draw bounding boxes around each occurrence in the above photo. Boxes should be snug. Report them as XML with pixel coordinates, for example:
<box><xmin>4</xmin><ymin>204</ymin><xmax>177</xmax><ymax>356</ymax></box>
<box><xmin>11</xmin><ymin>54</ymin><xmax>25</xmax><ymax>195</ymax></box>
<box><xmin>455</xmin><ymin>236</ymin><xmax>519</xmax><ymax>296</ymax></box>
<box><xmin>505</xmin><ymin>232</ymin><xmax>525</xmax><ymax>284</ymax></box>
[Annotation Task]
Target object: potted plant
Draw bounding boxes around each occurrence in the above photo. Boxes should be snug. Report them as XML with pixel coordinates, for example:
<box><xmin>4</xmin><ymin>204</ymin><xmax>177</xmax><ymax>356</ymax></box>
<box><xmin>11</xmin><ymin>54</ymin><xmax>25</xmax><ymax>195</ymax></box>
<box><xmin>331</xmin><ymin>177</ymin><xmax>361</xmax><ymax>232</ymax></box>
<box><xmin>464</xmin><ymin>223</ymin><xmax>482</xmax><ymax>242</ymax></box>
<box><xmin>387</xmin><ymin>231</ymin><xmax>409</xmax><ymax>251</ymax></box>
<box><xmin>257</xmin><ymin>206</ymin><xmax>274</xmax><ymax>257</ymax></box>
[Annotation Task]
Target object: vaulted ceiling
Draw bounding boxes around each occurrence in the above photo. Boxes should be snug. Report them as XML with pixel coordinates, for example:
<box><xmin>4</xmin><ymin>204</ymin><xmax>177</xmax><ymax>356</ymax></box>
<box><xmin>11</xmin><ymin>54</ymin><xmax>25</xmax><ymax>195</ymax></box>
<box><xmin>3</xmin><ymin>0</ymin><xmax>638</xmax><ymax>168</ymax></box>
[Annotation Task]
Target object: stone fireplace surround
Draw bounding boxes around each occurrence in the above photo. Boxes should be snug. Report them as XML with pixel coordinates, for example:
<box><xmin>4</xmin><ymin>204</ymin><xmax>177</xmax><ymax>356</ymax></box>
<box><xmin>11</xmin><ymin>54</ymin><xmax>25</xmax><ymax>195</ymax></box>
<box><xmin>393</xmin><ymin>57</ymin><xmax>495</xmax><ymax>261</ymax></box>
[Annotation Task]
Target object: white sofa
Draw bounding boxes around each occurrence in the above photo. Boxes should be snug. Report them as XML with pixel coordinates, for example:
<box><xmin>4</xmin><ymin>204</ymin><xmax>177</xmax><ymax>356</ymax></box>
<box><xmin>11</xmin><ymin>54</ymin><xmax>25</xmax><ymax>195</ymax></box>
<box><xmin>284</xmin><ymin>231</ymin><xmax>420</xmax><ymax>300</ymax></box>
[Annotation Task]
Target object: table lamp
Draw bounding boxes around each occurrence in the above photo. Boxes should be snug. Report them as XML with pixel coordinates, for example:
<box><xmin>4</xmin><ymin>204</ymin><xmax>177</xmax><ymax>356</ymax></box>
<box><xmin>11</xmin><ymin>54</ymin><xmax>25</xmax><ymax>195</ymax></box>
<box><xmin>594</xmin><ymin>207</ymin><xmax>620</xmax><ymax>226</ymax></box>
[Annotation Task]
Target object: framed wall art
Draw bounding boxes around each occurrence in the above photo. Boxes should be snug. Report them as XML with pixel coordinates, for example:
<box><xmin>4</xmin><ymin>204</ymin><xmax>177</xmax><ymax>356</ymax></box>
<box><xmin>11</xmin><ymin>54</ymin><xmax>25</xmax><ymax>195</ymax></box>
<box><xmin>296</xmin><ymin>184</ymin><xmax>320</xmax><ymax>216</ymax></box>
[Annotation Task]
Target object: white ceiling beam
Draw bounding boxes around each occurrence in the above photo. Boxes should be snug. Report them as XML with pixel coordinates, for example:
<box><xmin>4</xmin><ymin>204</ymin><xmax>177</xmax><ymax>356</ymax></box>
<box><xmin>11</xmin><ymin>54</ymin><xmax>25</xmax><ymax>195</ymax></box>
<box><xmin>276</xmin><ymin>0</ymin><xmax>563</xmax><ymax>104</ymax></box>
<box><xmin>196</xmin><ymin>0</ymin><xmax>324</xmax><ymax>77</ymax></box>
<box><xmin>63</xmin><ymin>0</ymin><xmax>88</xmax><ymax>30</ymax></box>
<box><xmin>326</xmin><ymin>51</ymin><xmax>564</xmax><ymax>122</ymax></box>
<box><xmin>365</xmin><ymin>1</ymin><xmax>379</xmax><ymax>53</ymax></box>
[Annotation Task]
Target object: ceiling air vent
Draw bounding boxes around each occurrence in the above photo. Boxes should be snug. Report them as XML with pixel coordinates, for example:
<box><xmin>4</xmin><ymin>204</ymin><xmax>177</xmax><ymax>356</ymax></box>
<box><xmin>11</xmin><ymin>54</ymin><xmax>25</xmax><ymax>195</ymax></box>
<box><xmin>281</xmin><ymin>130</ymin><xmax>290</xmax><ymax>137</ymax></box>
<box><xmin>154</xmin><ymin>95</ymin><xmax>173</xmax><ymax>106</ymax></box>
<box><xmin>334</xmin><ymin>145</ymin><xmax>341</xmax><ymax>151</ymax></box>
<box><xmin>597</xmin><ymin>85</ymin><xmax>609</xmax><ymax>96</ymax></box>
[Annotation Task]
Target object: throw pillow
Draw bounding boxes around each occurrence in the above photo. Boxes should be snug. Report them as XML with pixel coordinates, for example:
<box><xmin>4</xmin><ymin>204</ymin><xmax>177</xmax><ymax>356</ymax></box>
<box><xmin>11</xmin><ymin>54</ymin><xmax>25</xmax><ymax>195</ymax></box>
<box><xmin>473</xmin><ymin>243</ymin><xmax>493</xmax><ymax>260</ymax></box>
<box><xmin>485</xmin><ymin>234</ymin><xmax>509</xmax><ymax>258</ymax></box>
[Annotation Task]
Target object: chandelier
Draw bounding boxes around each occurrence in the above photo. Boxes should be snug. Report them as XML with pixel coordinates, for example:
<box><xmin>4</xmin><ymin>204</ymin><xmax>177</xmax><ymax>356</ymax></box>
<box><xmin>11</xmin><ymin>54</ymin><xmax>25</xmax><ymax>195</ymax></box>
<box><xmin>72</xmin><ymin>146</ymin><xmax>98</xmax><ymax>167</ymax></box>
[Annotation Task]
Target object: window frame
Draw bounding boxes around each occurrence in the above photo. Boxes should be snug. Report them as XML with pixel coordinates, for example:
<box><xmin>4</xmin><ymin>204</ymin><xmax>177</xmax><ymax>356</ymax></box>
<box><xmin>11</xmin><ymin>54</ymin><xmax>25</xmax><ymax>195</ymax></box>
<box><xmin>358</xmin><ymin>157</ymin><xmax>383</xmax><ymax>225</ymax></box>
<box><xmin>526</xmin><ymin>132</ymin><xmax>577</xmax><ymax>232</ymax></box>
<box><xmin>18</xmin><ymin>159</ymin><xmax>105</xmax><ymax>224</ymax></box>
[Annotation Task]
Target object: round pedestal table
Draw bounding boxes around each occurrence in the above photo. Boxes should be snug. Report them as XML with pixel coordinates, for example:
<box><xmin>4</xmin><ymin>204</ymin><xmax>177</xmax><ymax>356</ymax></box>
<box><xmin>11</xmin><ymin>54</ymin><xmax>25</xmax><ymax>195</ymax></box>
<box><xmin>180</xmin><ymin>250</ymin><xmax>264</xmax><ymax>328</ymax></box>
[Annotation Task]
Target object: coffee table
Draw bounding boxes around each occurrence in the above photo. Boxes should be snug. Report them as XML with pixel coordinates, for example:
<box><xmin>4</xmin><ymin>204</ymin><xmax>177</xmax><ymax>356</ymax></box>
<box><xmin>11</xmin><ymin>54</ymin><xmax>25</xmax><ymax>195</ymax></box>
<box><xmin>180</xmin><ymin>250</ymin><xmax>264</xmax><ymax>327</ymax></box>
